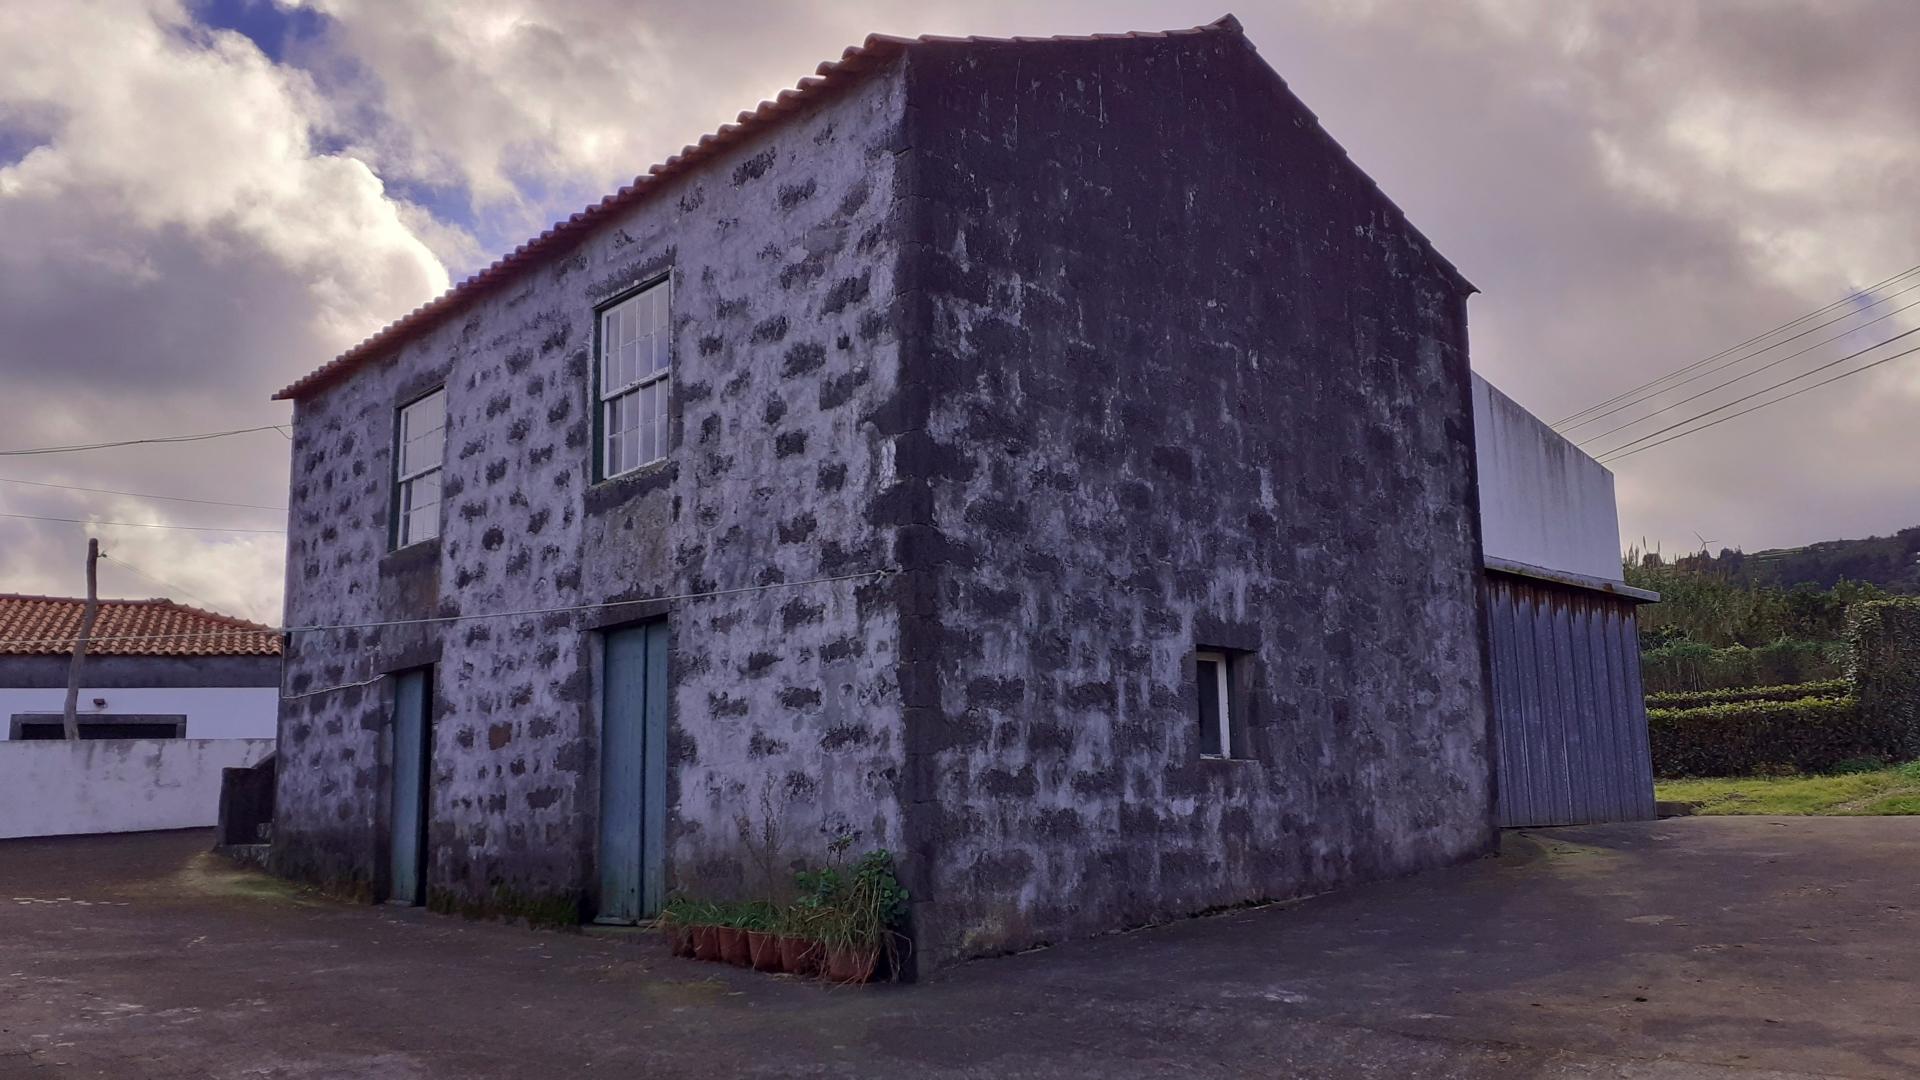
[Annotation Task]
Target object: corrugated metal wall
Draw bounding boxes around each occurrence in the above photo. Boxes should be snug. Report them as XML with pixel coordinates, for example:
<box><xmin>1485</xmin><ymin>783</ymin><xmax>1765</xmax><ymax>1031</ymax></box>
<box><xmin>1482</xmin><ymin>573</ymin><xmax>1656</xmax><ymax>827</ymax></box>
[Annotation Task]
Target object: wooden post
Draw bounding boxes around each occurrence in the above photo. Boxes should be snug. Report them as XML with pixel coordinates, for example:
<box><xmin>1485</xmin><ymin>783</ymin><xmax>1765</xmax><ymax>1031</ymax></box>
<box><xmin>60</xmin><ymin>537</ymin><xmax>100</xmax><ymax>741</ymax></box>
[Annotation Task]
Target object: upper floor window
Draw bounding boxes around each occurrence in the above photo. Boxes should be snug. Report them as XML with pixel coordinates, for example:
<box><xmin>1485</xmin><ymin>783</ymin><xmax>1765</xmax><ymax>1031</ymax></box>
<box><xmin>599</xmin><ymin>280</ymin><xmax>671</xmax><ymax>479</ymax></box>
<box><xmin>395</xmin><ymin>388</ymin><xmax>445</xmax><ymax>547</ymax></box>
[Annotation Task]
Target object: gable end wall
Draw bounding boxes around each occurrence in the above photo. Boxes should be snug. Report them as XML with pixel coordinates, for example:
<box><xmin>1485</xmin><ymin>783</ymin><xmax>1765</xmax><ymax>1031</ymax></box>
<box><xmin>897</xmin><ymin>32</ymin><xmax>1495</xmax><ymax>964</ymax></box>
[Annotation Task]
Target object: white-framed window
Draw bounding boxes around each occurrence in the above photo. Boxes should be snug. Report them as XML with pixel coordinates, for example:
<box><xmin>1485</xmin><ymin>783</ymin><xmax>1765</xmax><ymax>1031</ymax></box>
<box><xmin>395</xmin><ymin>388</ymin><xmax>446</xmax><ymax>547</ymax></box>
<box><xmin>1195</xmin><ymin>650</ymin><xmax>1233</xmax><ymax>759</ymax></box>
<box><xmin>599</xmin><ymin>280</ymin><xmax>671</xmax><ymax>479</ymax></box>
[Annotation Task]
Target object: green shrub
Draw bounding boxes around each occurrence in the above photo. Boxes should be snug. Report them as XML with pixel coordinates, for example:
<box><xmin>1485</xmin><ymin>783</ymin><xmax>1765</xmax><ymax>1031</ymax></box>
<box><xmin>1640</xmin><ymin>639</ymin><xmax>1847</xmax><ymax>693</ymax></box>
<box><xmin>1645</xmin><ymin>678</ymin><xmax>1849</xmax><ymax>710</ymax></box>
<box><xmin>1846</xmin><ymin>598</ymin><xmax>1920</xmax><ymax>759</ymax></box>
<box><xmin>1647</xmin><ymin>695</ymin><xmax>1907</xmax><ymax>778</ymax></box>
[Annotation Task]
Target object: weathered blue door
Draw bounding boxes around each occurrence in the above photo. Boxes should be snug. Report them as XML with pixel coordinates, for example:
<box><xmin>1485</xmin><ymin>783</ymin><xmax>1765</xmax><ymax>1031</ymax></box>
<box><xmin>388</xmin><ymin>667</ymin><xmax>432</xmax><ymax>905</ymax></box>
<box><xmin>598</xmin><ymin>622</ymin><xmax>669</xmax><ymax>923</ymax></box>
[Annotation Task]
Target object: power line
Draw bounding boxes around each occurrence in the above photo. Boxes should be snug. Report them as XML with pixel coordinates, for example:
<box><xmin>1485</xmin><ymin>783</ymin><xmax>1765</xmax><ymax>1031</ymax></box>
<box><xmin>1555</xmin><ymin>262</ymin><xmax>1920</xmax><ymax>428</ymax></box>
<box><xmin>1566</xmin><ymin>282</ymin><xmax>1920</xmax><ymax>438</ymax></box>
<box><xmin>1552</xmin><ymin>262</ymin><xmax>1920</xmax><ymax>429</ymax></box>
<box><xmin>0</xmin><ymin>567</ymin><xmax>897</xmax><ymax>650</ymax></box>
<box><xmin>0</xmin><ymin>475</ymin><xmax>286</xmax><ymax>512</ymax></box>
<box><xmin>1575</xmin><ymin>296</ymin><xmax>1920</xmax><ymax>448</ymax></box>
<box><xmin>0</xmin><ymin>425</ymin><xmax>287</xmax><ymax>457</ymax></box>
<box><xmin>1600</xmin><ymin>339</ymin><xmax>1920</xmax><ymax>465</ymax></box>
<box><xmin>1594</xmin><ymin>326</ymin><xmax>1920</xmax><ymax>459</ymax></box>
<box><xmin>0</xmin><ymin>511</ymin><xmax>285</xmax><ymax>534</ymax></box>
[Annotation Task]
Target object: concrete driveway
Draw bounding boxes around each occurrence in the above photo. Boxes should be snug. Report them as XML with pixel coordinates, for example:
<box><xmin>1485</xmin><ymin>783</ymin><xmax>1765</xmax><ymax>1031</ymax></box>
<box><xmin>1</xmin><ymin>818</ymin><xmax>1915</xmax><ymax>1079</ymax></box>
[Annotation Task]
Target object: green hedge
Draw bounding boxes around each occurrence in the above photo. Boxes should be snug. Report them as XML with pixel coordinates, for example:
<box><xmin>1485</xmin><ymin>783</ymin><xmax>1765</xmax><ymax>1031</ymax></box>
<box><xmin>1646</xmin><ymin>696</ymin><xmax>1907</xmax><ymax>778</ymax></box>
<box><xmin>1645</xmin><ymin>679</ymin><xmax>1850</xmax><ymax>710</ymax></box>
<box><xmin>1640</xmin><ymin>638</ymin><xmax>1847</xmax><ymax>693</ymax></box>
<box><xmin>1847</xmin><ymin>598</ymin><xmax>1920</xmax><ymax>760</ymax></box>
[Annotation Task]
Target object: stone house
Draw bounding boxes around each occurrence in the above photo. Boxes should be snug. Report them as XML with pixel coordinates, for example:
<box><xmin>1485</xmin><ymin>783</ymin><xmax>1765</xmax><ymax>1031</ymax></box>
<box><xmin>271</xmin><ymin>16</ymin><xmax>1493</xmax><ymax>970</ymax></box>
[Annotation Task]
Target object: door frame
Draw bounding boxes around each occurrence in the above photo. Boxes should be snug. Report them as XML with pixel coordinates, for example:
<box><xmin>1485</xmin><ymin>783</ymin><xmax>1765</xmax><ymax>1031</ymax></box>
<box><xmin>593</xmin><ymin>619</ymin><xmax>669</xmax><ymax>924</ymax></box>
<box><xmin>383</xmin><ymin>665</ymin><xmax>433</xmax><ymax>905</ymax></box>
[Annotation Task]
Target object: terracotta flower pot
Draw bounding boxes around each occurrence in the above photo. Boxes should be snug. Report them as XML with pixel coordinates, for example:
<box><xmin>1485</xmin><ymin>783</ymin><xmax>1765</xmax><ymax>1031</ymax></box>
<box><xmin>777</xmin><ymin>935</ymin><xmax>821</xmax><ymax>978</ymax></box>
<box><xmin>823</xmin><ymin>941</ymin><xmax>879</xmax><ymax>985</ymax></box>
<box><xmin>691</xmin><ymin>924</ymin><xmax>722</xmax><ymax>962</ymax></box>
<box><xmin>718</xmin><ymin>925</ymin><xmax>752</xmax><ymax>967</ymax></box>
<box><xmin>746</xmin><ymin>930</ymin><xmax>783</xmax><ymax>973</ymax></box>
<box><xmin>663</xmin><ymin>919</ymin><xmax>695</xmax><ymax>958</ymax></box>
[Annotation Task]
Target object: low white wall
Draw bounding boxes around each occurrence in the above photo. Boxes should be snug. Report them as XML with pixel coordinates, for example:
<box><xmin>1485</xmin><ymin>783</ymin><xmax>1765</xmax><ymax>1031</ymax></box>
<box><xmin>0</xmin><ymin>686</ymin><xmax>278</xmax><ymax>740</ymax></box>
<box><xmin>1472</xmin><ymin>373</ymin><xmax>1625</xmax><ymax>583</ymax></box>
<box><xmin>0</xmin><ymin>738</ymin><xmax>274</xmax><ymax>839</ymax></box>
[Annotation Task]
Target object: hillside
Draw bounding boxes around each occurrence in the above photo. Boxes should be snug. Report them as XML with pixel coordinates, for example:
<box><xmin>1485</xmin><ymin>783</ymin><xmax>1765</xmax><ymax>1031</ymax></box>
<box><xmin>1660</xmin><ymin>527</ymin><xmax>1920</xmax><ymax>594</ymax></box>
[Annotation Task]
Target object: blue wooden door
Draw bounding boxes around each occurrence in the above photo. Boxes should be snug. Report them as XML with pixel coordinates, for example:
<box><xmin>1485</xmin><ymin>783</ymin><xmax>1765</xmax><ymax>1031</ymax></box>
<box><xmin>598</xmin><ymin>623</ymin><xmax>668</xmax><ymax>923</ymax></box>
<box><xmin>388</xmin><ymin>668</ymin><xmax>431</xmax><ymax>905</ymax></box>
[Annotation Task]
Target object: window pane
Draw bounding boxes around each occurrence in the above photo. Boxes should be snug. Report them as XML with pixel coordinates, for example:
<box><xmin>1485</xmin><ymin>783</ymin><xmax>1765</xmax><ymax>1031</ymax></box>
<box><xmin>400</xmin><ymin>472</ymin><xmax>440</xmax><ymax>545</ymax></box>
<box><xmin>399</xmin><ymin>390</ymin><xmax>446</xmax><ymax>477</ymax></box>
<box><xmin>601</xmin><ymin>312</ymin><xmax>619</xmax><ymax>395</ymax></box>
<box><xmin>604</xmin><ymin>404</ymin><xmax>624</xmax><ymax>475</ymax></box>
<box><xmin>1196</xmin><ymin>658</ymin><xmax>1223</xmax><ymax>756</ymax></box>
<box><xmin>650</xmin><ymin>379</ymin><xmax>669</xmax><ymax>460</ymax></box>
<box><xmin>600</xmin><ymin>284</ymin><xmax>670</xmax><ymax>399</ymax></box>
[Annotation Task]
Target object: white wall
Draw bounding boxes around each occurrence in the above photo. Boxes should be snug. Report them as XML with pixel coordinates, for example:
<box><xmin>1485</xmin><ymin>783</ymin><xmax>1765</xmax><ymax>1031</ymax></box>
<box><xmin>0</xmin><ymin>686</ymin><xmax>277</xmax><ymax>740</ymax></box>
<box><xmin>0</xmin><ymin>737</ymin><xmax>274</xmax><ymax>839</ymax></box>
<box><xmin>1472</xmin><ymin>373</ymin><xmax>1625</xmax><ymax>583</ymax></box>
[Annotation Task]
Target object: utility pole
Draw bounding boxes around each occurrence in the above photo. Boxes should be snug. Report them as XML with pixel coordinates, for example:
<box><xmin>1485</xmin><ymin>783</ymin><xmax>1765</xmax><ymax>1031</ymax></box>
<box><xmin>61</xmin><ymin>537</ymin><xmax>100</xmax><ymax>741</ymax></box>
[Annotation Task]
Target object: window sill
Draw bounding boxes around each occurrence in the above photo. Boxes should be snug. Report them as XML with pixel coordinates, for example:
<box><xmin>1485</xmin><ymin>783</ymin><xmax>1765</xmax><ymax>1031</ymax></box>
<box><xmin>1199</xmin><ymin>755</ymin><xmax>1255</xmax><ymax>765</ymax></box>
<box><xmin>379</xmin><ymin>537</ymin><xmax>441</xmax><ymax>577</ymax></box>
<box><xmin>593</xmin><ymin>456</ymin><xmax>670</xmax><ymax>488</ymax></box>
<box><xmin>584</xmin><ymin>457</ymin><xmax>677</xmax><ymax>514</ymax></box>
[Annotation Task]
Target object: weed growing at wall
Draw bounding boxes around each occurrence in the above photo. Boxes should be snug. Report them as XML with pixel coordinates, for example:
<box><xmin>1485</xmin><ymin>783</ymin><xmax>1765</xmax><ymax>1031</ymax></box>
<box><xmin>426</xmin><ymin>886</ymin><xmax>584</xmax><ymax>929</ymax></box>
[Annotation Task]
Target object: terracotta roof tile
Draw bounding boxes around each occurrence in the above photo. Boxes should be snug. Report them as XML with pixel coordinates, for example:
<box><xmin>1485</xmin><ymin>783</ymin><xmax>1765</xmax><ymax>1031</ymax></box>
<box><xmin>0</xmin><ymin>594</ymin><xmax>281</xmax><ymax>657</ymax></box>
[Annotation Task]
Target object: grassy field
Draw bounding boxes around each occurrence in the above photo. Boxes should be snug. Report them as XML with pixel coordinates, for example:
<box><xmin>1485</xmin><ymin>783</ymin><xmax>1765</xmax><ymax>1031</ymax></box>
<box><xmin>1657</xmin><ymin>761</ymin><xmax>1920</xmax><ymax>815</ymax></box>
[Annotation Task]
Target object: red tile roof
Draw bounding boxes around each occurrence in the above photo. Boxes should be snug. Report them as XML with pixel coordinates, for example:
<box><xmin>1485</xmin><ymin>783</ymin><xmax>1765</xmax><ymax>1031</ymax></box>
<box><xmin>274</xmin><ymin>13</ymin><xmax>1467</xmax><ymax>402</ymax></box>
<box><xmin>0</xmin><ymin>594</ymin><xmax>281</xmax><ymax>657</ymax></box>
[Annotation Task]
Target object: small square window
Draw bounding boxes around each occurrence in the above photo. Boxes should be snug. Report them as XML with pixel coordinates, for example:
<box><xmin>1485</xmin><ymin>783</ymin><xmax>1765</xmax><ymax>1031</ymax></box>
<box><xmin>395</xmin><ymin>389</ymin><xmax>446</xmax><ymax>547</ymax></box>
<box><xmin>1195</xmin><ymin>651</ymin><xmax>1233</xmax><ymax>758</ymax></box>
<box><xmin>599</xmin><ymin>280</ymin><xmax>671</xmax><ymax>479</ymax></box>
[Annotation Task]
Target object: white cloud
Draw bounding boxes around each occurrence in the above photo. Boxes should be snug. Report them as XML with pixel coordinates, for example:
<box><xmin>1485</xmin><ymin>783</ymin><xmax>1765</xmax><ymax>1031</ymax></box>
<box><xmin>2</xmin><ymin>0</ymin><xmax>1917</xmax><ymax>622</ymax></box>
<box><xmin>0</xmin><ymin>0</ymin><xmax>450</xmax><ymax>619</ymax></box>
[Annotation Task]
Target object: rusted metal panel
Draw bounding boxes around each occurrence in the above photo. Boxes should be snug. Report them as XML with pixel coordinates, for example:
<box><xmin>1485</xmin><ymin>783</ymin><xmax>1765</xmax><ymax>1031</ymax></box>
<box><xmin>1483</xmin><ymin>575</ymin><xmax>1656</xmax><ymax>827</ymax></box>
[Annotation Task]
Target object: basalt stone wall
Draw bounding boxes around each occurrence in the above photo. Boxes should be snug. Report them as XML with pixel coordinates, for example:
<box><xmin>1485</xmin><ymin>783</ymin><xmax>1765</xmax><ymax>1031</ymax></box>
<box><xmin>896</xmin><ymin>32</ymin><xmax>1495</xmax><ymax>963</ymax></box>
<box><xmin>274</xmin><ymin>60</ymin><xmax>913</xmax><ymax>910</ymax></box>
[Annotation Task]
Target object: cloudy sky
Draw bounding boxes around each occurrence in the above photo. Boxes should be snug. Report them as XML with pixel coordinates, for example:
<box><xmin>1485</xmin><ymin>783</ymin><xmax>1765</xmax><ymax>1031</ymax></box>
<box><xmin>2</xmin><ymin>0</ymin><xmax>1916</xmax><ymax>621</ymax></box>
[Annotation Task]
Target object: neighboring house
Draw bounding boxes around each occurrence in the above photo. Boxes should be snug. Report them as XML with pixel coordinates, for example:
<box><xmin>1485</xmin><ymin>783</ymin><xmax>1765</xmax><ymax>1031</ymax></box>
<box><xmin>272</xmin><ymin>17</ymin><xmax>1493</xmax><ymax>970</ymax></box>
<box><xmin>0</xmin><ymin>594</ymin><xmax>279</xmax><ymax>839</ymax></box>
<box><xmin>1470</xmin><ymin>376</ymin><xmax>1659</xmax><ymax>827</ymax></box>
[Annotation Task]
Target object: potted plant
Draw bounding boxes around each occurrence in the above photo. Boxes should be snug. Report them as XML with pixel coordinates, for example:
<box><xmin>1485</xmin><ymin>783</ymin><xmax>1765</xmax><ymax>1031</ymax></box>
<box><xmin>679</xmin><ymin>901</ymin><xmax>724</xmax><ymax>962</ymax></box>
<box><xmin>738</xmin><ymin>902</ymin><xmax>783</xmax><ymax>973</ymax></box>
<box><xmin>659</xmin><ymin>896</ymin><xmax>696</xmax><ymax>958</ymax></box>
<box><xmin>715</xmin><ymin>903</ymin><xmax>754</xmax><ymax>967</ymax></box>
<box><xmin>805</xmin><ymin>849</ymin><xmax>909</xmax><ymax>985</ymax></box>
<box><xmin>820</xmin><ymin>912</ymin><xmax>877</xmax><ymax>985</ymax></box>
<box><xmin>768</xmin><ymin>904</ymin><xmax>820</xmax><ymax>976</ymax></box>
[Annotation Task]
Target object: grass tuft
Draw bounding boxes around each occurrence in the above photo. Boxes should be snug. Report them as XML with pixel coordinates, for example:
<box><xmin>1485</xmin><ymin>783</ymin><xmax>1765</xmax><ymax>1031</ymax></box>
<box><xmin>1656</xmin><ymin>765</ymin><xmax>1920</xmax><ymax>815</ymax></box>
